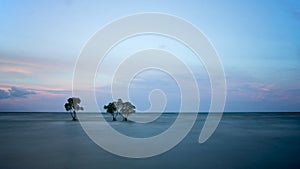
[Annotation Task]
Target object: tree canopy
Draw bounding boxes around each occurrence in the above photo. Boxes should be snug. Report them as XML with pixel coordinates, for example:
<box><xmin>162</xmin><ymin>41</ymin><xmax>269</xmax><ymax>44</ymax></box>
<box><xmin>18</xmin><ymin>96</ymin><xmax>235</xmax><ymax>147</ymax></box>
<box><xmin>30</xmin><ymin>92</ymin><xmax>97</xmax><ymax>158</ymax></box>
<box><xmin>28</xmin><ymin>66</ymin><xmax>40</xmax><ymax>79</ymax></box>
<box><xmin>119</xmin><ymin>101</ymin><xmax>136</xmax><ymax>121</ymax></box>
<box><xmin>104</xmin><ymin>98</ymin><xmax>136</xmax><ymax>121</ymax></box>
<box><xmin>64</xmin><ymin>97</ymin><xmax>84</xmax><ymax>121</ymax></box>
<box><xmin>104</xmin><ymin>102</ymin><xmax>117</xmax><ymax>121</ymax></box>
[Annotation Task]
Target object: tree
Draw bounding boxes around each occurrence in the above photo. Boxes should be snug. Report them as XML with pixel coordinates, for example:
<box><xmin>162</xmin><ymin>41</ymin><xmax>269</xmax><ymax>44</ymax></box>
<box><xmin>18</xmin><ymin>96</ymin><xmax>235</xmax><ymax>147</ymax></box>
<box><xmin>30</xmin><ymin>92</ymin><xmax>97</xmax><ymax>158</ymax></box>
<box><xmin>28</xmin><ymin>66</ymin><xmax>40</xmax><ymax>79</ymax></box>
<box><xmin>119</xmin><ymin>101</ymin><xmax>136</xmax><ymax>121</ymax></box>
<box><xmin>114</xmin><ymin>98</ymin><xmax>123</xmax><ymax>114</ymax></box>
<box><xmin>64</xmin><ymin>97</ymin><xmax>84</xmax><ymax>121</ymax></box>
<box><xmin>104</xmin><ymin>98</ymin><xmax>136</xmax><ymax>121</ymax></box>
<box><xmin>104</xmin><ymin>102</ymin><xmax>117</xmax><ymax>121</ymax></box>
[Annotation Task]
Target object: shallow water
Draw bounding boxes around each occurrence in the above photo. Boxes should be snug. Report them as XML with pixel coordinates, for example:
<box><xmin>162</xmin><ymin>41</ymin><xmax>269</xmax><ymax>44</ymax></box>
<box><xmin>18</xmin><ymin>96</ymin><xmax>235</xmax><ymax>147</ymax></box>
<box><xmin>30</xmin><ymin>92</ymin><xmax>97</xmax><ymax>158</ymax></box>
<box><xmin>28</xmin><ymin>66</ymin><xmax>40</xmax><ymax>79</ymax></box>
<box><xmin>0</xmin><ymin>112</ymin><xmax>299</xmax><ymax>169</ymax></box>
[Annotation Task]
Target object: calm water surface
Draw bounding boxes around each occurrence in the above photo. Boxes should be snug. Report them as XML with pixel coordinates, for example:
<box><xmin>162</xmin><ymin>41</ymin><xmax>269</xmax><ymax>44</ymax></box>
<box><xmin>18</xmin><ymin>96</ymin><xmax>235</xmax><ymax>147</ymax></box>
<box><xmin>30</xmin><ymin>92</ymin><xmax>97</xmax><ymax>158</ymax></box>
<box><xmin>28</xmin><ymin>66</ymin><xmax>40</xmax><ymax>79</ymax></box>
<box><xmin>0</xmin><ymin>112</ymin><xmax>299</xmax><ymax>169</ymax></box>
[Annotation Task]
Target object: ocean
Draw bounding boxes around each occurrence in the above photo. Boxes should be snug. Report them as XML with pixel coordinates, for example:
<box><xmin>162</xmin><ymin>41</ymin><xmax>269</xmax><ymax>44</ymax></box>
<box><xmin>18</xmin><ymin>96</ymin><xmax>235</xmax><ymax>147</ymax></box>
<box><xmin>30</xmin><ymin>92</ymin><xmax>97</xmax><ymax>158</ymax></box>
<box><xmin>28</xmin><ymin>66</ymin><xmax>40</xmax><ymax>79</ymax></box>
<box><xmin>0</xmin><ymin>112</ymin><xmax>299</xmax><ymax>169</ymax></box>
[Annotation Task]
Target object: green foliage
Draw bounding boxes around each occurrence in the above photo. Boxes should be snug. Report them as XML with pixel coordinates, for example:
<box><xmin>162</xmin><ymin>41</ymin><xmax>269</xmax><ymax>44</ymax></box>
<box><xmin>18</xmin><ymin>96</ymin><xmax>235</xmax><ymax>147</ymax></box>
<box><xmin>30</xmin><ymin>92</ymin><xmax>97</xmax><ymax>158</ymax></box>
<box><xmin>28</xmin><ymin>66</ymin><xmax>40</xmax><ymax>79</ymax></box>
<box><xmin>104</xmin><ymin>102</ymin><xmax>117</xmax><ymax>121</ymax></box>
<box><xmin>119</xmin><ymin>101</ymin><xmax>136</xmax><ymax>121</ymax></box>
<box><xmin>104</xmin><ymin>102</ymin><xmax>117</xmax><ymax>114</ymax></box>
<box><xmin>64</xmin><ymin>97</ymin><xmax>84</xmax><ymax>121</ymax></box>
<box><xmin>66</xmin><ymin>97</ymin><xmax>83</xmax><ymax>111</ymax></box>
<box><xmin>104</xmin><ymin>98</ymin><xmax>136</xmax><ymax>121</ymax></box>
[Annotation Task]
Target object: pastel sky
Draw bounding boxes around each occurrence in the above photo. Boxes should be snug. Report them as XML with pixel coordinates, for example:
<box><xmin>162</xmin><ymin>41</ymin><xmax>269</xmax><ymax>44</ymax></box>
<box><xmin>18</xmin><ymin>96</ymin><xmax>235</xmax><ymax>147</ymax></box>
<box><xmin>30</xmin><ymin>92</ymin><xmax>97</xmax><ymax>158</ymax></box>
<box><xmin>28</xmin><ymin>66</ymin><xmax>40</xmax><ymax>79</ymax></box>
<box><xmin>0</xmin><ymin>0</ymin><xmax>299</xmax><ymax>112</ymax></box>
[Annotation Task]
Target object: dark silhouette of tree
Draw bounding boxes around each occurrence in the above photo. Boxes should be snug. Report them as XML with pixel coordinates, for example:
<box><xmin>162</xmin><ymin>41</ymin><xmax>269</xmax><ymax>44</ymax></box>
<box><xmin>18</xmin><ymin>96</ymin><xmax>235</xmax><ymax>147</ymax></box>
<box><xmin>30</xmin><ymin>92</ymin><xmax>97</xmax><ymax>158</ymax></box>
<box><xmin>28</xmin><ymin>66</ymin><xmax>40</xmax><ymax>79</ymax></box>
<box><xmin>104</xmin><ymin>102</ymin><xmax>117</xmax><ymax>121</ymax></box>
<box><xmin>64</xmin><ymin>97</ymin><xmax>84</xmax><ymax>121</ymax></box>
<box><xmin>104</xmin><ymin>98</ymin><xmax>136</xmax><ymax>121</ymax></box>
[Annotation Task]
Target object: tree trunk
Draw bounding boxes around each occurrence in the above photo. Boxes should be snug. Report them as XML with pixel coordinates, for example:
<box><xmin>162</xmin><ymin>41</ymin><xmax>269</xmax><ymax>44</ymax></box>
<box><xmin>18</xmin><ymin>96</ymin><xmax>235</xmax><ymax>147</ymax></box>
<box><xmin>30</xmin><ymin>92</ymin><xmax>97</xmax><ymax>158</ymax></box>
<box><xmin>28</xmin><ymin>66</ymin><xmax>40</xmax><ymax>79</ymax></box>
<box><xmin>72</xmin><ymin>111</ymin><xmax>77</xmax><ymax>121</ymax></box>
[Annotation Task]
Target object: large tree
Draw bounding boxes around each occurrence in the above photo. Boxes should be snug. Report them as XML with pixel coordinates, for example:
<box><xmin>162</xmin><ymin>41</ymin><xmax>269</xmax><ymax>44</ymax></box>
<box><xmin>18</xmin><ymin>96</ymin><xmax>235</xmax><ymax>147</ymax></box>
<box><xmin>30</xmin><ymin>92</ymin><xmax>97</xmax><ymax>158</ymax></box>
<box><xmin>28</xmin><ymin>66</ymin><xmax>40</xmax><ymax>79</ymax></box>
<box><xmin>119</xmin><ymin>101</ymin><xmax>136</xmax><ymax>121</ymax></box>
<box><xmin>104</xmin><ymin>102</ymin><xmax>117</xmax><ymax>121</ymax></box>
<box><xmin>104</xmin><ymin>98</ymin><xmax>136</xmax><ymax>121</ymax></box>
<box><xmin>64</xmin><ymin>97</ymin><xmax>84</xmax><ymax>121</ymax></box>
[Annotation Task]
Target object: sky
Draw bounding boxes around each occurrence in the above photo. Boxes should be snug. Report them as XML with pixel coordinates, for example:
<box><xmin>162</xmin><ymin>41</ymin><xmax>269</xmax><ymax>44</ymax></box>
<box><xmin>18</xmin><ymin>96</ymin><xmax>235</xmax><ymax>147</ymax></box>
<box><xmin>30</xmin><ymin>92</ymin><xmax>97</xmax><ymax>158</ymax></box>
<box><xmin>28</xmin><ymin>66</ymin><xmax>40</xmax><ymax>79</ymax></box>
<box><xmin>0</xmin><ymin>0</ymin><xmax>299</xmax><ymax>112</ymax></box>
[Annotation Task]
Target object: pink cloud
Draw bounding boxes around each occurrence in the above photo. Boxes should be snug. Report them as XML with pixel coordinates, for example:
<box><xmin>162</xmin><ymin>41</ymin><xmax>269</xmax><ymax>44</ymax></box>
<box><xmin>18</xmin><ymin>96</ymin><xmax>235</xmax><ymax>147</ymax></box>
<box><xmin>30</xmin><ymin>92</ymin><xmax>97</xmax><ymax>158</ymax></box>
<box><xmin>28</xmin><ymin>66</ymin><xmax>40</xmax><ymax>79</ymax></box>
<box><xmin>0</xmin><ymin>85</ymin><xmax>72</xmax><ymax>112</ymax></box>
<box><xmin>228</xmin><ymin>81</ymin><xmax>300</xmax><ymax>104</ymax></box>
<box><xmin>0</xmin><ymin>66</ymin><xmax>32</xmax><ymax>74</ymax></box>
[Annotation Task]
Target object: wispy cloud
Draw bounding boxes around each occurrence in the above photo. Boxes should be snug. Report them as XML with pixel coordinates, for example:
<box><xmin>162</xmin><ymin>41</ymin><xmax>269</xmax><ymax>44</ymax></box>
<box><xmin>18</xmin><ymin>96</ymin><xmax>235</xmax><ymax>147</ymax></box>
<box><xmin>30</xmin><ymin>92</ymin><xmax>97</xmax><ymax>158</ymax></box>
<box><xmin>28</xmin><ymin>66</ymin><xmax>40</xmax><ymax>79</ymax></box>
<box><xmin>0</xmin><ymin>54</ymin><xmax>75</xmax><ymax>90</ymax></box>
<box><xmin>0</xmin><ymin>86</ymin><xmax>72</xmax><ymax>112</ymax></box>
<box><xmin>0</xmin><ymin>89</ymin><xmax>9</xmax><ymax>99</ymax></box>
<box><xmin>231</xmin><ymin>82</ymin><xmax>274</xmax><ymax>100</ymax></box>
<box><xmin>0</xmin><ymin>65</ymin><xmax>32</xmax><ymax>74</ymax></box>
<box><xmin>0</xmin><ymin>54</ymin><xmax>72</xmax><ymax>74</ymax></box>
<box><xmin>229</xmin><ymin>80</ymin><xmax>300</xmax><ymax>103</ymax></box>
<box><xmin>0</xmin><ymin>86</ymin><xmax>36</xmax><ymax>99</ymax></box>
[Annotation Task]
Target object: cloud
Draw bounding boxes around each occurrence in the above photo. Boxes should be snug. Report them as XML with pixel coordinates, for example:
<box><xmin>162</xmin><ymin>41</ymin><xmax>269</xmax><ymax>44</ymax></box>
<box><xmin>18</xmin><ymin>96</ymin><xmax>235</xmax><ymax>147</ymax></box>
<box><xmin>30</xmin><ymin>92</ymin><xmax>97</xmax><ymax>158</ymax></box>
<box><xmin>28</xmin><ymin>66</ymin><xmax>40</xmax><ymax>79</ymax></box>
<box><xmin>0</xmin><ymin>89</ymin><xmax>9</xmax><ymax>99</ymax></box>
<box><xmin>0</xmin><ymin>86</ymin><xmax>36</xmax><ymax>99</ymax></box>
<box><xmin>0</xmin><ymin>85</ymin><xmax>72</xmax><ymax>112</ymax></box>
<box><xmin>229</xmin><ymin>82</ymin><xmax>275</xmax><ymax>100</ymax></box>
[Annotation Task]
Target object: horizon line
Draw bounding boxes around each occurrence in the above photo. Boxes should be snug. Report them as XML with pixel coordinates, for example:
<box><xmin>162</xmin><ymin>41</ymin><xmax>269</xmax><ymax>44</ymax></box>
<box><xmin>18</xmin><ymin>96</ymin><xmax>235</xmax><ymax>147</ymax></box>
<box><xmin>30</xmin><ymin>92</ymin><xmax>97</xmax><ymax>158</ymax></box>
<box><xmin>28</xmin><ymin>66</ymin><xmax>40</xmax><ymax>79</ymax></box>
<box><xmin>0</xmin><ymin>111</ymin><xmax>299</xmax><ymax>113</ymax></box>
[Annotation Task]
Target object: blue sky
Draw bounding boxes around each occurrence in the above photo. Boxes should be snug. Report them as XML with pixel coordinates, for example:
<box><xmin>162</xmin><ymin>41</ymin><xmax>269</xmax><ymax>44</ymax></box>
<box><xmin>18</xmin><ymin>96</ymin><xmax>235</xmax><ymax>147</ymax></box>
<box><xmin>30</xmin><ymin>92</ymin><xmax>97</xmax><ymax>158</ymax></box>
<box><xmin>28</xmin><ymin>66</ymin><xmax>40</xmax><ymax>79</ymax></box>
<box><xmin>0</xmin><ymin>0</ymin><xmax>299</xmax><ymax>112</ymax></box>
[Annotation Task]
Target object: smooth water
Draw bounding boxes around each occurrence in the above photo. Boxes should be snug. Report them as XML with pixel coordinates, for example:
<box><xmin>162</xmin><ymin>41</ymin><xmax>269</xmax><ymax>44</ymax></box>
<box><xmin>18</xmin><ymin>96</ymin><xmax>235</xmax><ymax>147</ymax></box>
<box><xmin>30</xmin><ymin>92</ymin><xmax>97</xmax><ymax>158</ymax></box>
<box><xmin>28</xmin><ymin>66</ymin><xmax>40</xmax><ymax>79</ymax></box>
<box><xmin>0</xmin><ymin>112</ymin><xmax>299</xmax><ymax>169</ymax></box>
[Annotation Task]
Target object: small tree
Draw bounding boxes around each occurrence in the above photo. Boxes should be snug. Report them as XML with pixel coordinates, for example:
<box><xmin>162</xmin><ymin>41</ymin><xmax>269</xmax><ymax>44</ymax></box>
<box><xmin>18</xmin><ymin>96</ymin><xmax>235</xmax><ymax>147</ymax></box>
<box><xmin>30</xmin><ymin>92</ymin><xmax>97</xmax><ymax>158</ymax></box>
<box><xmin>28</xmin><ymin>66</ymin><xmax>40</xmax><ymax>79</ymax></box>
<box><xmin>120</xmin><ymin>101</ymin><xmax>136</xmax><ymax>121</ymax></box>
<box><xmin>114</xmin><ymin>98</ymin><xmax>123</xmax><ymax>114</ymax></box>
<box><xmin>104</xmin><ymin>102</ymin><xmax>117</xmax><ymax>121</ymax></box>
<box><xmin>64</xmin><ymin>97</ymin><xmax>84</xmax><ymax>121</ymax></box>
<box><xmin>104</xmin><ymin>98</ymin><xmax>136</xmax><ymax>121</ymax></box>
